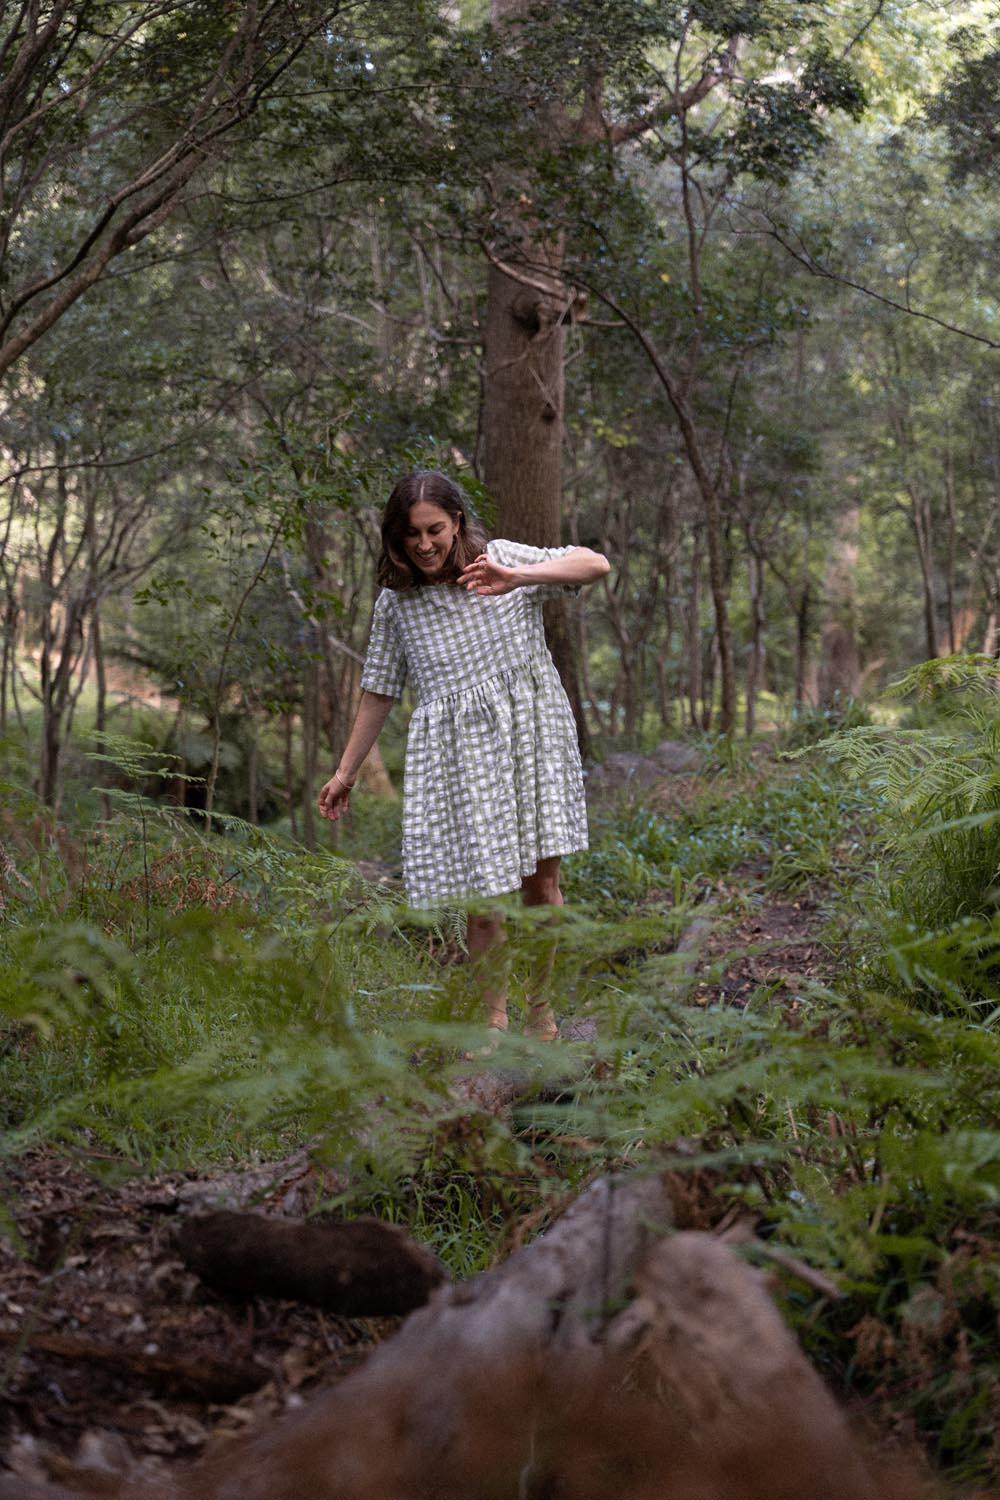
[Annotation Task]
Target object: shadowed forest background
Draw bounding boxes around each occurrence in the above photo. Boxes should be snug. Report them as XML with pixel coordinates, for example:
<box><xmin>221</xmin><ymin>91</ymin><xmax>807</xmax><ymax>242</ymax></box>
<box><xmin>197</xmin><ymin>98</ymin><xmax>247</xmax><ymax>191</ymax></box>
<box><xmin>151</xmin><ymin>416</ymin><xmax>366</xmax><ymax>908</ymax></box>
<box><xmin>3</xmin><ymin>1</ymin><xmax>1000</xmax><ymax>1494</ymax></box>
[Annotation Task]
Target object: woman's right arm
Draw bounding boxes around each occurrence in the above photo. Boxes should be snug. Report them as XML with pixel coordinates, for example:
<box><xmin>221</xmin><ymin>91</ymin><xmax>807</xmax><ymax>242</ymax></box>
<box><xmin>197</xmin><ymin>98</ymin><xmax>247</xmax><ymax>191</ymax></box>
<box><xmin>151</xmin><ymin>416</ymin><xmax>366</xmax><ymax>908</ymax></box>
<box><xmin>317</xmin><ymin>691</ymin><xmax>397</xmax><ymax>822</ymax></box>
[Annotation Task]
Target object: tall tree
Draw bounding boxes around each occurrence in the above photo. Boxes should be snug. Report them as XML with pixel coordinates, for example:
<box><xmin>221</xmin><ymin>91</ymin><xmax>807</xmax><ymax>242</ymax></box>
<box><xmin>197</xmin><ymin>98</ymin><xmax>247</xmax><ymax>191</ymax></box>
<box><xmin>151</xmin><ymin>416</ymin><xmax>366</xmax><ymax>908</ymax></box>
<box><xmin>471</xmin><ymin>1</ymin><xmax>867</xmax><ymax>732</ymax></box>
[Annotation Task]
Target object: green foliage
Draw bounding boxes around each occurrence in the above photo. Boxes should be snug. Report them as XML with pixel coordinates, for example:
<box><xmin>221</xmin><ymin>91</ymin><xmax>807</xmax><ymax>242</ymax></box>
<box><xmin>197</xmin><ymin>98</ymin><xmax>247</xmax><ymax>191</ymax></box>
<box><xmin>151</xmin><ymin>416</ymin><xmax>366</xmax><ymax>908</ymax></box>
<box><xmin>7</xmin><ymin>724</ymin><xmax>1000</xmax><ymax>1475</ymax></box>
<box><xmin>0</xmin><ymin>767</ymin><xmax>656</xmax><ymax>1203</ymax></box>
<box><xmin>732</xmin><ymin>59</ymin><xmax>865</xmax><ymax>185</ymax></box>
<box><xmin>3</xmin><ymin>0</ymin><xmax>1000</xmax><ymax>1477</ymax></box>
<box><xmin>568</xmin><ymin>764</ymin><xmax>866</xmax><ymax>911</ymax></box>
<box><xmin>816</xmin><ymin>657</ymin><xmax>1000</xmax><ymax>931</ymax></box>
<box><xmin>567</xmin><ymin>961</ymin><xmax>1000</xmax><ymax>1477</ymax></box>
<box><xmin>780</xmin><ymin>693</ymin><xmax>872</xmax><ymax>752</ymax></box>
<box><xmin>926</xmin><ymin>14</ymin><xmax>1000</xmax><ymax>182</ymax></box>
<box><xmin>332</xmin><ymin>786</ymin><xmax>404</xmax><ymax>867</ymax></box>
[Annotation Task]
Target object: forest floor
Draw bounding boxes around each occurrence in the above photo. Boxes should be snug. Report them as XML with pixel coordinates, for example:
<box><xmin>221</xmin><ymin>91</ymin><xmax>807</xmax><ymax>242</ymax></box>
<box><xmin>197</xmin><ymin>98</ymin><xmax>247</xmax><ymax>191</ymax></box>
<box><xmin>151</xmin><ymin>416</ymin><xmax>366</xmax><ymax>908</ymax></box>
<box><xmin>0</xmin><ymin>805</ymin><xmax>838</xmax><ymax>1488</ymax></box>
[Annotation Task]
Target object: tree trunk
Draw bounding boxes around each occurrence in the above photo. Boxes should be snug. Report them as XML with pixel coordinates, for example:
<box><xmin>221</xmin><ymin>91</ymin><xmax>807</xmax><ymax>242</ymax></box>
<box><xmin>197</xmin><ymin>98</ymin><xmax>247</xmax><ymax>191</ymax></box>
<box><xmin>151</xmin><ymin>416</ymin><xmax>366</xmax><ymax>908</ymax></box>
<box><xmin>657</xmin><ymin>653</ymin><xmax>673</xmax><ymax>733</ymax></box>
<box><xmin>984</xmin><ymin>578</ymin><xmax>999</xmax><ymax>658</ymax></box>
<box><xmin>480</xmin><ymin>249</ymin><xmax>590</xmax><ymax>754</ymax></box>
<box><xmin>702</xmin><ymin>632</ymin><xmax>717</xmax><ymax>732</ymax></box>
<box><xmin>657</xmin><ymin>496</ymin><xmax>678</xmax><ymax>732</ymax></box>
<box><xmin>368</xmin><ymin>206</ymin><xmax>393</xmax><ymax>381</ymax></box>
<box><xmin>476</xmin><ymin>2</ymin><xmax>739</xmax><ymax>751</ymax></box>
<box><xmin>301</xmin><ymin>659</ymin><xmax>319</xmax><ymax>851</ymax></box>
<box><xmin>283</xmin><ymin>712</ymin><xmax>299</xmax><ymax>841</ymax></box>
<box><xmin>92</xmin><ymin>607</ymin><xmax>107</xmax><ymax>739</ymax></box>
<box><xmin>0</xmin><ymin>495</ymin><xmax>18</xmax><ymax>737</ymax></box>
<box><xmin>92</xmin><ymin>604</ymin><xmax>112</xmax><ymax>820</ymax></box>
<box><xmin>907</xmin><ymin>487</ymin><xmax>938</xmax><ymax>662</ymax></box>
<box><xmin>943</xmin><ymin>428</ymin><xmax>957</xmax><ymax>655</ymax></box>
<box><xmin>796</xmin><ymin>577</ymin><xmax>814</xmax><ymax>707</ymax></box>
<box><xmin>40</xmin><ymin>587</ymin><xmax>89</xmax><ymax>809</ymax></box>
<box><xmin>686</xmin><ymin>527</ymin><xmax>704</xmax><ymax>729</ymax></box>
<box><xmin>574</xmin><ymin>574</ymin><xmax>609</xmax><ymax>741</ymax></box>
<box><xmin>603</xmin><ymin>566</ymin><xmax>637</xmax><ymax>745</ymax></box>
<box><xmin>673</xmin><ymin>403</ymin><xmax>735</xmax><ymax>733</ymax></box>
<box><xmin>0</xmin><ymin>584</ymin><xmax>16</xmax><ymax>737</ymax></box>
<box><xmin>817</xmin><ymin>501</ymin><xmax>862</xmax><ymax>706</ymax></box>
<box><xmin>481</xmin><ymin>260</ymin><xmax>566</xmax><ymax>547</ymax></box>
<box><xmin>479</xmin><ymin>0</ymin><xmax>590</xmax><ymax>752</ymax></box>
<box><xmin>745</xmin><ymin>547</ymin><xmax>766</xmax><ymax>736</ymax></box>
<box><xmin>246</xmin><ymin>724</ymin><xmax>259</xmax><ymax>826</ymax></box>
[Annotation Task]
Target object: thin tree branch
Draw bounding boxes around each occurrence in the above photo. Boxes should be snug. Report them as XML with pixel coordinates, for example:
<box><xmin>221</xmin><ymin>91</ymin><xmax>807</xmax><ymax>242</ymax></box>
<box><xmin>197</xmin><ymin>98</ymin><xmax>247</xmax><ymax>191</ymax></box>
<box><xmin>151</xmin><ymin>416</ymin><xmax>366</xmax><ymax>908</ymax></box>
<box><xmin>606</xmin><ymin>37</ymin><xmax>739</xmax><ymax>146</ymax></box>
<box><xmin>751</xmin><ymin>215</ymin><xmax>1000</xmax><ymax>350</ymax></box>
<box><xmin>840</xmin><ymin>0</ymin><xmax>887</xmax><ymax>60</ymax></box>
<box><xmin>0</xmin><ymin>4</ymin><xmax>343</xmax><ymax>375</ymax></box>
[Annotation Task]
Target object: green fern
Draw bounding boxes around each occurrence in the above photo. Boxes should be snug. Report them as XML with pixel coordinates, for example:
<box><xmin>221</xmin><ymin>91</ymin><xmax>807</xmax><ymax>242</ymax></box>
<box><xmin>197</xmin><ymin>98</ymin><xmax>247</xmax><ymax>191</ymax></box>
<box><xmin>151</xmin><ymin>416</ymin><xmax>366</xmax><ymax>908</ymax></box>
<box><xmin>803</xmin><ymin>660</ymin><xmax>1000</xmax><ymax>937</ymax></box>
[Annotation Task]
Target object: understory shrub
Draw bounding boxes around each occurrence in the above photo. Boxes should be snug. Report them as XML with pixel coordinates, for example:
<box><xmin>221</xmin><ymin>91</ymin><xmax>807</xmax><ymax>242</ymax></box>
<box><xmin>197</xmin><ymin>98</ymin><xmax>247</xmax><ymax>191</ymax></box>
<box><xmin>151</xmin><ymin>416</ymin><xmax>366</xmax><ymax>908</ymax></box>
<box><xmin>566</xmin><ymin>762</ymin><xmax>868</xmax><ymax>910</ymax></box>
<box><xmin>812</xmin><ymin>655</ymin><xmax>1000</xmax><ymax>995</ymax></box>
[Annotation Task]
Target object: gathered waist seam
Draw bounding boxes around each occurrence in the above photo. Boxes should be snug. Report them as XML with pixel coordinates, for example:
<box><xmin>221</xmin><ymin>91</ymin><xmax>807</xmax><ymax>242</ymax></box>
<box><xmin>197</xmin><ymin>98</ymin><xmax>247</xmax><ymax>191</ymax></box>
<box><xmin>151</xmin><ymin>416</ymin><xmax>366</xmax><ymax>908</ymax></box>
<box><xmin>416</xmin><ymin>653</ymin><xmax>551</xmax><ymax>706</ymax></box>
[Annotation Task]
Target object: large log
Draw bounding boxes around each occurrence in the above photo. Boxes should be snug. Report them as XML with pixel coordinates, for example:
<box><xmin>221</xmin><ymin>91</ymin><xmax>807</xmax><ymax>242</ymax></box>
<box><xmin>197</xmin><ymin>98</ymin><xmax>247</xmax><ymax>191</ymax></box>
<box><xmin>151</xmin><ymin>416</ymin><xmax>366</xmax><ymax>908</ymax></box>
<box><xmin>0</xmin><ymin>1175</ymin><xmax>929</xmax><ymax>1500</ymax></box>
<box><xmin>188</xmin><ymin>1174</ymin><xmax>921</xmax><ymax>1500</ymax></box>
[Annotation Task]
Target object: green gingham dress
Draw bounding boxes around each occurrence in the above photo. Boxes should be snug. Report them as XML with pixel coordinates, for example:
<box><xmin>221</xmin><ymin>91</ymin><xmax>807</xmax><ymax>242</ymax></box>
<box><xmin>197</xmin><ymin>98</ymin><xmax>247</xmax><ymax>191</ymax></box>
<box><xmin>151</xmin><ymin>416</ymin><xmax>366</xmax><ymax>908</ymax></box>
<box><xmin>360</xmin><ymin>539</ymin><xmax>589</xmax><ymax>908</ymax></box>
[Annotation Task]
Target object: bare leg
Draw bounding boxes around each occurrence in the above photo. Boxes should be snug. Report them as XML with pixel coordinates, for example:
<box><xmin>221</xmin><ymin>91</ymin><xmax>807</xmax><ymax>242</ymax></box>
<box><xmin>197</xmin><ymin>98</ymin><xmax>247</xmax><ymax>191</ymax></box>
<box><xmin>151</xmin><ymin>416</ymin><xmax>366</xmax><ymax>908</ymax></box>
<box><xmin>520</xmin><ymin>856</ymin><xmax>563</xmax><ymax>1041</ymax></box>
<box><xmin>467</xmin><ymin>911</ymin><xmax>509</xmax><ymax>1029</ymax></box>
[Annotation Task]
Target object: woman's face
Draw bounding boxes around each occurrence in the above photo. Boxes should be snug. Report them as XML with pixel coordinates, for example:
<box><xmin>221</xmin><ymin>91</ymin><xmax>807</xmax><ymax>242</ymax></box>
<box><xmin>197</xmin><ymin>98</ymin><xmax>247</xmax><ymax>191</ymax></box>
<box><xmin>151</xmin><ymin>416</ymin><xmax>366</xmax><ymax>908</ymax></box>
<box><xmin>402</xmin><ymin>500</ymin><xmax>461</xmax><ymax>579</ymax></box>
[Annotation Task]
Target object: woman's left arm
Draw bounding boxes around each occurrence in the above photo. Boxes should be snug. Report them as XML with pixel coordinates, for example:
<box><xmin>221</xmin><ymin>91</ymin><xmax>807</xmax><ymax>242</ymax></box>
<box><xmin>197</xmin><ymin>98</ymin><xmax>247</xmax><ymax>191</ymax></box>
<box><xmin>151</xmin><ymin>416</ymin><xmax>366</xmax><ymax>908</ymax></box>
<box><xmin>459</xmin><ymin>547</ymin><xmax>610</xmax><ymax>596</ymax></box>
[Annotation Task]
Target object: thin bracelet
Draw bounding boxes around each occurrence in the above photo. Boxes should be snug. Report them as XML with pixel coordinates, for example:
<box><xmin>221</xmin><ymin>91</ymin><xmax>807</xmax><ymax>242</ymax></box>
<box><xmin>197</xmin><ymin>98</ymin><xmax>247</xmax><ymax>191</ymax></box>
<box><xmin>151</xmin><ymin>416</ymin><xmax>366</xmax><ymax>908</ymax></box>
<box><xmin>333</xmin><ymin>768</ymin><xmax>356</xmax><ymax>790</ymax></box>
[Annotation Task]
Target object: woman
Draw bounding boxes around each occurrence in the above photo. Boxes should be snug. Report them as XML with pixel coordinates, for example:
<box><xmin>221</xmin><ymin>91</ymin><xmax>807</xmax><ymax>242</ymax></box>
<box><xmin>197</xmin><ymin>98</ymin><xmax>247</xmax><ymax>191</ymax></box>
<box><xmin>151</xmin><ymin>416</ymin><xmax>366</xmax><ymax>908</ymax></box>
<box><xmin>318</xmin><ymin>470</ymin><xmax>610</xmax><ymax>1037</ymax></box>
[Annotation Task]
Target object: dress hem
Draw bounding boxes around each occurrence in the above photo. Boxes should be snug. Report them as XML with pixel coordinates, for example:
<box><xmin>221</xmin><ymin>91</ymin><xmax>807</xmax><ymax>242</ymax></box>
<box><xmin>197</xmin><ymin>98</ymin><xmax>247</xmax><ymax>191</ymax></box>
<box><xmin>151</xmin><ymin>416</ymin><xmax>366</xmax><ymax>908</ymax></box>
<box><xmin>403</xmin><ymin>839</ymin><xmax>589</xmax><ymax>910</ymax></box>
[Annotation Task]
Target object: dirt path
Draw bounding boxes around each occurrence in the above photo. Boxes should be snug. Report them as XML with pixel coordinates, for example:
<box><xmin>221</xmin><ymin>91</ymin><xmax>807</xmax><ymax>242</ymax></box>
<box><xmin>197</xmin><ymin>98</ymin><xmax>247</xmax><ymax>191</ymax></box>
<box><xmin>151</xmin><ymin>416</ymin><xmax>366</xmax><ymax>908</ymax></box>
<box><xmin>0</xmin><ymin>1152</ymin><xmax>396</xmax><ymax>1488</ymax></box>
<box><xmin>686</xmin><ymin>878</ymin><xmax>835</xmax><ymax>1011</ymax></box>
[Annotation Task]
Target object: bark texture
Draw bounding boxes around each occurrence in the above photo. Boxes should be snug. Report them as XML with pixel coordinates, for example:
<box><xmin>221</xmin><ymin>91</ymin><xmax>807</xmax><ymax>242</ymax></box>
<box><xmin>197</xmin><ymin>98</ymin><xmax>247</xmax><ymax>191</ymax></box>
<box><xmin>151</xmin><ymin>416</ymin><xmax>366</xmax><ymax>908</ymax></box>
<box><xmin>481</xmin><ymin>258</ymin><xmax>567</xmax><ymax>548</ymax></box>
<box><xmin>480</xmin><ymin>246</ymin><xmax>590</xmax><ymax>746</ymax></box>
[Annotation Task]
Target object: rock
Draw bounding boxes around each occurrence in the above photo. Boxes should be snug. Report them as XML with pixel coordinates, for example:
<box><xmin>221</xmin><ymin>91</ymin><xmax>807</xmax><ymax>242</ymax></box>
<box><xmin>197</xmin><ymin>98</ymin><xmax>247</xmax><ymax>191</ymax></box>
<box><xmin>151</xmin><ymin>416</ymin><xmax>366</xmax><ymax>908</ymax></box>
<box><xmin>586</xmin><ymin>742</ymin><xmax>702</xmax><ymax>800</ymax></box>
<box><xmin>174</xmin><ymin>1151</ymin><xmax>347</xmax><ymax>1218</ymax></box>
<box><xmin>652</xmin><ymin>740</ymin><xmax>702</xmax><ymax>774</ymax></box>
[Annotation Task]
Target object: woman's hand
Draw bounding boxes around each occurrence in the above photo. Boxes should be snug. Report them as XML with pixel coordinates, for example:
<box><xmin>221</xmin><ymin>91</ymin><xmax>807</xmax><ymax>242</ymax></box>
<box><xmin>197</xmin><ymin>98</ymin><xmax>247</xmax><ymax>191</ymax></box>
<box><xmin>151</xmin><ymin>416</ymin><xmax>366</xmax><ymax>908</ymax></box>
<box><xmin>458</xmin><ymin>553</ymin><xmax>518</xmax><ymax>596</ymax></box>
<box><xmin>318</xmin><ymin>772</ymin><xmax>353</xmax><ymax>822</ymax></box>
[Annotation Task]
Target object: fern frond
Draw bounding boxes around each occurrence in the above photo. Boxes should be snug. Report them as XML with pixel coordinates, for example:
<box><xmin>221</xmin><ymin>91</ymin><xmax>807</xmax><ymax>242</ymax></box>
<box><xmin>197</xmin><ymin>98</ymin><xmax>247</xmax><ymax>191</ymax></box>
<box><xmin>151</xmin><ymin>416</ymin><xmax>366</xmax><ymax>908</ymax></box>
<box><xmin>887</xmin><ymin>655</ymin><xmax>1000</xmax><ymax>700</ymax></box>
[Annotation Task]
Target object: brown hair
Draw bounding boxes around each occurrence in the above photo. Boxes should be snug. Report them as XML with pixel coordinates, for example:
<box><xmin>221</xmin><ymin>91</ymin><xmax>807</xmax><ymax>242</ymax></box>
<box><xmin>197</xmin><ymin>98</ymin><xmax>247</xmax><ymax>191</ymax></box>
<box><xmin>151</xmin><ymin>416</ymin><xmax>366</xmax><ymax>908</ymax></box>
<box><xmin>376</xmin><ymin>471</ymin><xmax>489</xmax><ymax>591</ymax></box>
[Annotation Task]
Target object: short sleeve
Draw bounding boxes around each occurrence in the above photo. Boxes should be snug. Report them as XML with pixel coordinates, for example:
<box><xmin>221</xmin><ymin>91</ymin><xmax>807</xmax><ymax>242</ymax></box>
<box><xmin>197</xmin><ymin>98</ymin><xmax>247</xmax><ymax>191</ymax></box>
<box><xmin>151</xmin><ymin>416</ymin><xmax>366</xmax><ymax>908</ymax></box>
<box><xmin>488</xmin><ymin>539</ymin><xmax>581</xmax><ymax>600</ymax></box>
<box><xmin>360</xmin><ymin>590</ymin><xmax>407</xmax><ymax>698</ymax></box>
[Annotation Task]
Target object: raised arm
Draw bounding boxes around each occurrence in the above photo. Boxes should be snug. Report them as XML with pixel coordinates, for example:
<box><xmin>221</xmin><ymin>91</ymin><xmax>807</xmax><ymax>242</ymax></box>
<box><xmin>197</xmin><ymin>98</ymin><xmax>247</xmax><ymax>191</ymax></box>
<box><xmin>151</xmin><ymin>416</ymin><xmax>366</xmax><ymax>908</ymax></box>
<box><xmin>458</xmin><ymin>546</ymin><xmax>610</xmax><ymax>596</ymax></box>
<box><xmin>318</xmin><ymin>691</ymin><xmax>396</xmax><ymax>822</ymax></box>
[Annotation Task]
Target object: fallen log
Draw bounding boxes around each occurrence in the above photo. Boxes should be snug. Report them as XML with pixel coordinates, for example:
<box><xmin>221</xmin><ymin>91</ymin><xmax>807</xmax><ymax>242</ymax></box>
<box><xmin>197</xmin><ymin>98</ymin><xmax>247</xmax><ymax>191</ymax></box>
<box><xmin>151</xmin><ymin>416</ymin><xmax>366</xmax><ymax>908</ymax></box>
<box><xmin>0</xmin><ymin>1175</ymin><xmax>932</xmax><ymax>1500</ymax></box>
<box><xmin>180</xmin><ymin>1174</ymin><xmax>908</xmax><ymax>1500</ymax></box>
<box><xmin>175</xmin><ymin>1212</ymin><xmax>446</xmax><ymax>1317</ymax></box>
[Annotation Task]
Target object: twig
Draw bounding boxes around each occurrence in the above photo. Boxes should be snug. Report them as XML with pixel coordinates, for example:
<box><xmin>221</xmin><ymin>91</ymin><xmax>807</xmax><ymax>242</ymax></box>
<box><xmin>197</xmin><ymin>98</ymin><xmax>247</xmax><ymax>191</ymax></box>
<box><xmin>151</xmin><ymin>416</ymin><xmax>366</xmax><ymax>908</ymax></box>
<box><xmin>752</xmin><ymin>1245</ymin><xmax>843</xmax><ymax>1301</ymax></box>
<box><xmin>0</xmin><ymin>1328</ymin><xmax>266</xmax><ymax>1402</ymax></box>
